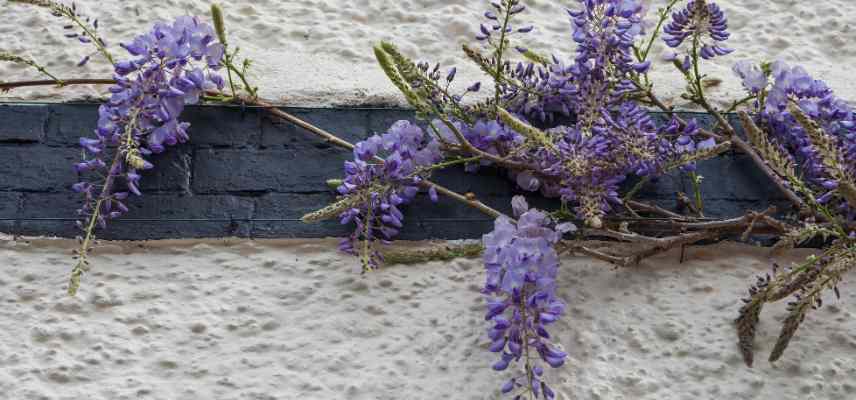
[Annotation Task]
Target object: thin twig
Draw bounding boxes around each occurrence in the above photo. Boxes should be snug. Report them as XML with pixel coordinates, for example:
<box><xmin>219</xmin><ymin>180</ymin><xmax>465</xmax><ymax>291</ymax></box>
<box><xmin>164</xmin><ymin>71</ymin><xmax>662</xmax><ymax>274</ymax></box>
<box><xmin>625</xmin><ymin>199</ymin><xmax>689</xmax><ymax>220</ymax></box>
<box><xmin>0</xmin><ymin>78</ymin><xmax>115</xmax><ymax>91</ymax></box>
<box><xmin>569</xmin><ymin>207</ymin><xmax>790</xmax><ymax>267</ymax></box>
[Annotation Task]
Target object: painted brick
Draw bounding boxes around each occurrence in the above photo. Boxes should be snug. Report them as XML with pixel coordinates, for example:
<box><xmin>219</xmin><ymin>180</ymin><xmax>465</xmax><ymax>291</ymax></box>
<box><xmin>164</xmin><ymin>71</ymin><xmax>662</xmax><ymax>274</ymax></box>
<box><xmin>397</xmin><ymin>194</ymin><xmax>499</xmax><ymax>239</ymax></box>
<box><xmin>693</xmin><ymin>154</ymin><xmax>788</xmax><ymax>201</ymax></box>
<box><xmin>18</xmin><ymin>192</ymin><xmax>80</xmax><ymax>237</ymax></box>
<box><xmin>366</xmin><ymin>109</ymin><xmax>418</xmax><ymax>135</ymax></box>
<box><xmin>0</xmin><ymin>192</ymin><xmax>21</xmax><ymax>232</ymax></box>
<box><xmin>192</xmin><ymin>148</ymin><xmax>350</xmax><ymax>193</ymax></box>
<box><xmin>183</xmin><ymin>105</ymin><xmax>262</xmax><ymax>147</ymax></box>
<box><xmin>2</xmin><ymin>103</ymin><xmax>800</xmax><ymax>241</ymax></box>
<box><xmin>139</xmin><ymin>146</ymin><xmax>192</xmax><ymax>192</ymax></box>
<box><xmin>428</xmin><ymin>167</ymin><xmax>517</xmax><ymax>197</ymax></box>
<box><xmin>18</xmin><ymin>192</ymin><xmax>253</xmax><ymax>239</ymax></box>
<box><xmin>0</xmin><ymin>104</ymin><xmax>48</xmax><ymax>142</ymax></box>
<box><xmin>0</xmin><ymin>146</ymin><xmax>79</xmax><ymax>192</ymax></box>
<box><xmin>102</xmin><ymin>194</ymin><xmax>254</xmax><ymax>239</ymax></box>
<box><xmin>45</xmin><ymin>104</ymin><xmax>98</xmax><ymax>146</ymax></box>
<box><xmin>251</xmin><ymin>192</ymin><xmax>349</xmax><ymax>238</ymax></box>
<box><xmin>261</xmin><ymin>108</ymin><xmax>369</xmax><ymax>147</ymax></box>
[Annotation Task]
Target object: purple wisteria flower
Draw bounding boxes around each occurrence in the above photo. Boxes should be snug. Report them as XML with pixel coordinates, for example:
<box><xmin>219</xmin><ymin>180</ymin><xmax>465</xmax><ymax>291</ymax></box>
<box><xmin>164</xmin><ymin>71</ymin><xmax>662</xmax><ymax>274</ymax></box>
<box><xmin>469</xmin><ymin>1</ymin><xmax>575</xmax><ymax>124</ymax></box>
<box><xmin>503</xmin><ymin>55</ymin><xmax>579</xmax><ymax>124</ymax></box>
<box><xmin>431</xmin><ymin>118</ymin><xmax>523</xmax><ymax>172</ymax></box>
<box><xmin>337</xmin><ymin>121</ymin><xmax>442</xmax><ymax>271</ymax></box>
<box><xmin>476</xmin><ymin>0</ymin><xmax>529</xmax><ymax>42</ymax></box>
<box><xmin>73</xmin><ymin>16</ymin><xmax>225</xmax><ymax>231</ymax></box>
<box><xmin>737</xmin><ymin>60</ymin><xmax>856</xmax><ymax>220</ymax></box>
<box><xmin>483</xmin><ymin>196</ymin><xmax>574</xmax><ymax>399</ymax></box>
<box><xmin>517</xmin><ymin>0</ymin><xmax>668</xmax><ymax>225</ymax></box>
<box><xmin>444</xmin><ymin>0</ymin><xmax>725</xmax><ymax>226</ymax></box>
<box><xmin>659</xmin><ymin>116</ymin><xmax>716</xmax><ymax>173</ymax></box>
<box><xmin>663</xmin><ymin>0</ymin><xmax>732</xmax><ymax>59</ymax></box>
<box><xmin>732</xmin><ymin>60</ymin><xmax>767</xmax><ymax>94</ymax></box>
<box><xmin>449</xmin><ymin>0</ymin><xmax>710</xmax><ymax>226</ymax></box>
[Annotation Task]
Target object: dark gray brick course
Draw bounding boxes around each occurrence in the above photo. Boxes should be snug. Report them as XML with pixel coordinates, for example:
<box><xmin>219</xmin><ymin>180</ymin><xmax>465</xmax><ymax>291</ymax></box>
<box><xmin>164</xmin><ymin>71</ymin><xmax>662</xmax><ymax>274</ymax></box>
<box><xmin>261</xmin><ymin>108</ymin><xmax>369</xmax><ymax>147</ymax></box>
<box><xmin>366</xmin><ymin>109</ymin><xmax>419</xmax><ymax>136</ymax></box>
<box><xmin>45</xmin><ymin>104</ymin><xmax>98</xmax><ymax>146</ymax></box>
<box><xmin>104</xmin><ymin>194</ymin><xmax>254</xmax><ymax>239</ymax></box>
<box><xmin>183</xmin><ymin>105</ymin><xmax>262</xmax><ymax>147</ymax></box>
<box><xmin>3</xmin><ymin>102</ymin><xmax>794</xmax><ymax>240</ymax></box>
<box><xmin>139</xmin><ymin>146</ymin><xmax>192</xmax><ymax>192</ymax></box>
<box><xmin>18</xmin><ymin>192</ymin><xmax>80</xmax><ymax>237</ymax></box>
<box><xmin>0</xmin><ymin>104</ymin><xmax>48</xmax><ymax>142</ymax></box>
<box><xmin>0</xmin><ymin>146</ymin><xmax>79</xmax><ymax>192</ymax></box>
<box><xmin>693</xmin><ymin>154</ymin><xmax>788</xmax><ymax>201</ymax></box>
<box><xmin>192</xmin><ymin>147</ymin><xmax>350</xmax><ymax>193</ymax></box>
<box><xmin>0</xmin><ymin>192</ymin><xmax>21</xmax><ymax>232</ymax></box>
<box><xmin>251</xmin><ymin>192</ymin><xmax>348</xmax><ymax>238</ymax></box>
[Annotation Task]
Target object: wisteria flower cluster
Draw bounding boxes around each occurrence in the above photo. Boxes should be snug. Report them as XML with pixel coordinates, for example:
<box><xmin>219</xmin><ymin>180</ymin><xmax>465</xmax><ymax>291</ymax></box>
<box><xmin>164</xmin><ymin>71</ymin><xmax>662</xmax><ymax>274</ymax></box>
<box><xmin>734</xmin><ymin>60</ymin><xmax>856</xmax><ymax>221</ymax></box>
<box><xmin>470</xmin><ymin>0</ymin><xmax>578</xmax><ymax>124</ymax></box>
<box><xmin>69</xmin><ymin>16</ymin><xmax>225</xmax><ymax>295</ymax></box>
<box><xmin>358</xmin><ymin>0</ymin><xmax>851</xmax><ymax>386</ymax></box>
<box><xmin>431</xmin><ymin>118</ymin><xmax>522</xmax><ymax>172</ymax></box>
<box><xmin>303</xmin><ymin>121</ymin><xmax>442</xmax><ymax>272</ymax></box>
<box><xmin>482</xmin><ymin>196</ymin><xmax>573</xmax><ymax>399</ymax></box>
<box><xmin>727</xmin><ymin>52</ymin><xmax>856</xmax><ymax>369</ymax></box>
<box><xmin>663</xmin><ymin>0</ymin><xmax>732</xmax><ymax>60</ymax></box>
<box><xmin>494</xmin><ymin>0</ymin><xmax>725</xmax><ymax>226</ymax></box>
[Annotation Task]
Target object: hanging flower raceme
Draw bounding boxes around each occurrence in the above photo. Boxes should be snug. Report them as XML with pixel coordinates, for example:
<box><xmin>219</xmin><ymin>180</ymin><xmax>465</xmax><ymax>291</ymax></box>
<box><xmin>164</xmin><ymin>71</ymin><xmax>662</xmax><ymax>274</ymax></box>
<box><xmin>483</xmin><ymin>196</ymin><xmax>574</xmax><ymax>400</ymax></box>
<box><xmin>732</xmin><ymin>60</ymin><xmax>768</xmax><ymax>94</ymax></box>
<box><xmin>437</xmin><ymin>0</ymin><xmax>724</xmax><ymax>228</ymax></box>
<box><xmin>502</xmin><ymin>56</ymin><xmax>579</xmax><ymax>124</ymax></box>
<box><xmin>570</xmin><ymin>0</ymin><xmax>649</xmax><ymax>77</ymax></box>
<box><xmin>565</xmin><ymin>0</ymin><xmax>649</xmax><ymax>134</ymax></box>
<box><xmin>303</xmin><ymin>121</ymin><xmax>442</xmax><ymax>272</ymax></box>
<box><xmin>549</xmin><ymin>104</ymin><xmax>666</xmax><ymax>226</ymax></box>
<box><xmin>69</xmin><ymin>16</ymin><xmax>225</xmax><ymax>295</ymax></box>
<box><xmin>735</xmin><ymin>60</ymin><xmax>856</xmax><ymax>220</ymax></box>
<box><xmin>468</xmin><ymin>1</ymin><xmax>581</xmax><ymax>125</ymax></box>
<box><xmin>505</xmin><ymin>0</ymin><xmax>666</xmax><ymax>226</ymax></box>
<box><xmin>663</xmin><ymin>0</ymin><xmax>732</xmax><ymax>59</ymax></box>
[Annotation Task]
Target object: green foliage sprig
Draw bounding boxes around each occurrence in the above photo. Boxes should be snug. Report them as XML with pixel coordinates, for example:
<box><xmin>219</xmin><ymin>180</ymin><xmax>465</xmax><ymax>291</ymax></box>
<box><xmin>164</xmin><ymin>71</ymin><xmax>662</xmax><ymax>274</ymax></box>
<box><xmin>10</xmin><ymin>0</ymin><xmax>114</xmax><ymax>65</ymax></box>
<box><xmin>0</xmin><ymin>52</ymin><xmax>63</xmax><ymax>86</ymax></box>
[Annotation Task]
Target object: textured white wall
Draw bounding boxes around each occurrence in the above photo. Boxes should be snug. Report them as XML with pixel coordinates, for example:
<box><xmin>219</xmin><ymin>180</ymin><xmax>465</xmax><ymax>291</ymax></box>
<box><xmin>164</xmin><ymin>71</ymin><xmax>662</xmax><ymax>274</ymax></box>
<box><xmin>1</xmin><ymin>0</ymin><xmax>854</xmax><ymax>106</ymax></box>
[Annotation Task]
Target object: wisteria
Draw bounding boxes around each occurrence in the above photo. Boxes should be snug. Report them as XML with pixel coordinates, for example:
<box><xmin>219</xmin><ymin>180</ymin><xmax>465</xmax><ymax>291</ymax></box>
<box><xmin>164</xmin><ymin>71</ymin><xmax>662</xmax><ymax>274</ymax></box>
<box><xmin>432</xmin><ymin>0</ymin><xmax>726</xmax><ymax>227</ymax></box>
<box><xmin>734</xmin><ymin>60</ymin><xmax>856</xmax><ymax>221</ymax></box>
<box><xmin>728</xmin><ymin>38</ymin><xmax>856</xmax><ymax>369</ymax></box>
<box><xmin>3</xmin><ymin>0</ymin><xmax>856</xmax><ymax>395</ymax></box>
<box><xmin>69</xmin><ymin>16</ymin><xmax>225</xmax><ymax>295</ymax></box>
<box><xmin>302</xmin><ymin>121</ymin><xmax>443</xmax><ymax>272</ymax></box>
<box><xmin>663</xmin><ymin>0</ymin><xmax>732</xmax><ymax>60</ymax></box>
<box><xmin>503</xmin><ymin>0</ymin><xmax>706</xmax><ymax>226</ymax></box>
<box><xmin>361</xmin><ymin>0</ymin><xmax>854</xmax><ymax>383</ymax></box>
<box><xmin>482</xmin><ymin>196</ymin><xmax>573</xmax><ymax>399</ymax></box>
<box><xmin>10</xmin><ymin>0</ymin><xmax>114</xmax><ymax>66</ymax></box>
